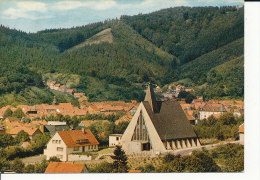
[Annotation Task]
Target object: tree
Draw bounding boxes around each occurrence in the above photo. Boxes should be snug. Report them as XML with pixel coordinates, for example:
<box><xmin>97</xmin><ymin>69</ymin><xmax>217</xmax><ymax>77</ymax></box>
<box><xmin>115</xmin><ymin>121</ymin><xmax>129</xmax><ymax>134</ymax></box>
<box><xmin>23</xmin><ymin>164</ymin><xmax>35</xmax><ymax>173</ymax></box>
<box><xmin>185</xmin><ymin>94</ymin><xmax>195</xmax><ymax>104</ymax></box>
<box><xmin>35</xmin><ymin>160</ymin><xmax>49</xmax><ymax>173</ymax></box>
<box><xmin>0</xmin><ymin>158</ymin><xmax>10</xmax><ymax>173</ymax></box>
<box><xmin>48</xmin><ymin>156</ymin><xmax>61</xmax><ymax>162</ymax></box>
<box><xmin>111</xmin><ymin>145</ymin><xmax>128</xmax><ymax>172</ymax></box>
<box><xmin>3</xmin><ymin>108</ymin><xmax>13</xmax><ymax>118</ymax></box>
<box><xmin>0</xmin><ymin>134</ymin><xmax>14</xmax><ymax>147</ymax></box>
<box><xmin>15</xmin><ymin>130</ymin><xmax>30</xmax><ymax>144</ymax></box>
<box><xmin>219</xmin><ymin>113</ymin><xmax>236</xmax><ymax>125</ymax></box>
<box><xmin>11</xmin><ymin>158</ymin><xmax>25</xmax><ymax>173</ymax></box>
<box><xmin>13</xmin><ymin>108</ymin><xmax>25</xmax><ymax>118</ymax></box>
<box><xmin>207</xmin><ymin>115</ymin><xmax>217</xmax><ymax>125</ymax></box>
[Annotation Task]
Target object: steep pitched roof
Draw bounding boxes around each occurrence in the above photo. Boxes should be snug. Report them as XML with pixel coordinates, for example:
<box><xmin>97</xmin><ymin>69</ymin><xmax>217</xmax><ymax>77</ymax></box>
<box><xmin>45</xmin><ymin>162</ymin><xmax>86</xmax><ymax>173</ymax></box>
<box><xmin>143</xmin><ymin>101</ymin><xmax>197</xmax><ymax>140</ymax></box>
<box><xmin>142</xmin><ymin>84</ymin><xmax>197</xmax><ymax>140</ymax></box>
<box><xmin>57</xmin><ymin>130</ymin><xmax>99</xmax><ymax>147</ymax></box>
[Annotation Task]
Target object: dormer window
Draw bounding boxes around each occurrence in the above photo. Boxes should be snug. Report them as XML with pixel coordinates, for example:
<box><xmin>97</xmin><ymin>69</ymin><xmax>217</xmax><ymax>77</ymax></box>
<box><xmin>76</xmin><ymin>139</ymin><xmax>89</xmax><ymax>144</ymax></box>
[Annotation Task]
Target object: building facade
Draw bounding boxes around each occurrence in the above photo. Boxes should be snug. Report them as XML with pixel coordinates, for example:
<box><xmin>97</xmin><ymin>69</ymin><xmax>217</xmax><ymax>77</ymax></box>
<box><xmin>121</xmin><ymin>84</ymin><xmax>201</xmax><ymax>155</ymax></box>
<box><xmin>44</xmin><ymin>129</ymin><xmax>99</xmax><ymax>161</ymax></box>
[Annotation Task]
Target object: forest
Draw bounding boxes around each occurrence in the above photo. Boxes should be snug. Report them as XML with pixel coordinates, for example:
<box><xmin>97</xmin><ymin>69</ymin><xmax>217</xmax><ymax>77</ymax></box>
<box><xmin>0</xmin><ymin>6</ymin><xmax>244</xmax><ymax>105</ymax></box>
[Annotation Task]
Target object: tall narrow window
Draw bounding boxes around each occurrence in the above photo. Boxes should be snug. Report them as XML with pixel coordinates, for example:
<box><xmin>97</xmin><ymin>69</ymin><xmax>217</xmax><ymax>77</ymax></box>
<box><xmin>131</xmin><ymin>111</ymin><xmax>150</xmax><ymax>142</ymax></box>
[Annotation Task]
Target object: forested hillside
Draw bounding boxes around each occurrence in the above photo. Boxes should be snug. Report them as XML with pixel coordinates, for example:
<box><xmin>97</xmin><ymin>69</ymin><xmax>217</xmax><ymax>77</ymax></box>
<box><xmin>0</xmin><ymin>6</ymin><xmax>244</xmax><ymax>106</ymax></box>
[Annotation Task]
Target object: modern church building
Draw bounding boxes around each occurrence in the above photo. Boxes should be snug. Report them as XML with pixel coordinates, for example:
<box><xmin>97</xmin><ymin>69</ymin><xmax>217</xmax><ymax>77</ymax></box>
<box><xmin>121</xmin><ymin>84</ymin><xmax>201</xmax><ymax>155</ymax></box>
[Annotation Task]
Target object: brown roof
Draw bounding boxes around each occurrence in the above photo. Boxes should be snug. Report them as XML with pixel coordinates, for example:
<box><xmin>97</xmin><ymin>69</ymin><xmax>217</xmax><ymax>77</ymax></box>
<box><xmin>142</xmin><ymin>84</ymin><xmax>197</xmax><ymax>140</ymax></box>
<box><xmin>5</xmin><ymin>117</ymin><xmax>20</xmax><ymax>122</ymax></box>
<box><xmin>239</xmin><ymin>123</ymin><xmax>244</xmax><ymax>133</ymax></box>
<box><xmin>199</xmin><ymin>103</ymin><xmax>227</xmax><ymax>112</ymax></box>
<box><xmin>143</xmin><ymin>101</ymin><xmax>197</xmax><ymax>140</ymax></box>
<box><xmin>45</xmin><ymin>162</ymin><xmax>86</xmax><ymax>173</ymax></box>
<box><xmin>184</xmin><ymin>110</ymin><xmax>195</xmax><ymax>121</ymax></box>
<box><xmin>9</xmin><ymin>127</ymin><xmax>41</xmax><ymax>136</ymax></box>
<box><xmin>57</xmin><ymin>130</ymin><xmax>99</xmax><ymax>147</ymax></box>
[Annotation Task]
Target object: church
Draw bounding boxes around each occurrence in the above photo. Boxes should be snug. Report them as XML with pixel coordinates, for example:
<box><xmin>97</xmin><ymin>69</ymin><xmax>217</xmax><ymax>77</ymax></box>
<box><xmin>121</xmin><ymin>84</ymin><xmax>201</xmax><ymax>155</ymax></box>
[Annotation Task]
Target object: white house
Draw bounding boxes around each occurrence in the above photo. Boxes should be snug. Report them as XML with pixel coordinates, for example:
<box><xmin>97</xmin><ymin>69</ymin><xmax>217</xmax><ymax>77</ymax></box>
<box><xmin>109</xmin><ymin>134</ymin><xmax>123</xmax><ymax>147</ymax></box>
<box><xmin>120</xmin><ymin>84</ymin><xmax>201</xmax><ymax>155</ymax></box>
<box><xmin>198</xmin><ymin>103</ymin><xmax>227</xmax><ymax>120</ymax></box>
<box><xmin>44</xmin><ymin>129</ymin><xmax>99</xmax><ymax>161</ymax></box>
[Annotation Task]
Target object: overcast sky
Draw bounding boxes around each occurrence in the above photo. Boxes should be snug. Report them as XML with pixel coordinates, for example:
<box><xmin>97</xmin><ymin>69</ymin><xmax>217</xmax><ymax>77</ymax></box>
<box><xmin>0</xmin><ymin>0</ymin><xmax>244</xmax><ymax>33</ymax></box>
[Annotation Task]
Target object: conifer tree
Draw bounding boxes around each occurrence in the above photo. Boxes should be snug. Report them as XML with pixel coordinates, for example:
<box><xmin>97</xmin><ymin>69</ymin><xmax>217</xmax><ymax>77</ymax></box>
<box><xmin>111</xmin><ymin>145</ymin><xmax>128</xmax><ymax>172</ymax></box>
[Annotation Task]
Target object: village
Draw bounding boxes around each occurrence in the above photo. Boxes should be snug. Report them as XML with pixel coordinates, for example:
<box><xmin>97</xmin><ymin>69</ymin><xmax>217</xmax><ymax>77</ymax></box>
<box><xmin>0</xmin><ymin>82</ymin><xmax>244</xmax><ymax>173</ymax></box>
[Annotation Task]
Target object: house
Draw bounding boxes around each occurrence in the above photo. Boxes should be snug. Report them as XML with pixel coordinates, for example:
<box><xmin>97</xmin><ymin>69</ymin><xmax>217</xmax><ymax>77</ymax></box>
<box><xmin>74</xmin><ymin>93</ymin><xmax>85</xmax><ymax>98</ymax></box>
<box><xmin>198</xmin><ymin>103</ymin><xmax>227</xmax><ymax>120</ymax></box>
<box><xmin>59</xmin><ymin>85</ymin><xmax>67</xmax><ymax>93</ymax></box>
<box><xmin>109</xmin><ymin>134</ymin><xmax>123</xmax><ymax>147</ymax></box>
<box><xmin>48</xmin><ymin>81</ymin><xmax>56</xmax><ymax>89</ymax></box>
<box><xmin>9</xmin><ymin>127</ymin><xmax>42</xmax><ymax>139</ymax></box>
<box><xmin>66</xmin><ymin>89</ymin><xmax>75</xmax><ymax>95</ymax></box>
<box><xmin>184</xmin><ymin>110</ymin><xmax>196</xmax><ymax>125</ymax></box>
<box><xmin>4</xmin><ymin>117</ymin><xmax>20</xmax><ymax>123</ymax></box>
<box><xmin>45</xmin><ymin>162</ymin><xmax>87</xmax><ymax>173</ymax></box>
<box><xmin>48</xmin><ymin>121</ymin><xmax>67</xmax><ymax>126</ymax></box>
<box><xmin>21</xmin><ymin>142</ymin><xmax>31</xmax><ymax>148</ymax></box>
<box><xmin>53</xmin><ymin>83</ymin><xmax>61</xmax><ymax>91</ymax></box>
<box><xmin>129</xmin><ymin>106</ymin><xmax>137</xmax><ymax>116</ymax></box>
<box><xmin>115</xmin><ymin>113</ymin><xmax>132</xmax><ymax>125</ymax></box>
<box><xmin>44</xmin><ymin>129</ymin><xmax>99</xmax><ymax>161</ymax></box>
<box><xmin>120</xmin><ymin>84</ymin><xmax>201</xmax><ymax>155</ymax></box>
<box><xmin>239</xmin><ymin>123</ymin><xmax>244</xmax><ymax>145</ymax></box>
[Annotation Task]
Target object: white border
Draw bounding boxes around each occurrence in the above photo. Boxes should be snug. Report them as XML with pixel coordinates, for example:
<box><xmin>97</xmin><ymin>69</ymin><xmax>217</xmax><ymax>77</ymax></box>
<box><xmin>1</xmin><ymin>2</ymin><xmax>260</xmax><ymax>180</ymax></box>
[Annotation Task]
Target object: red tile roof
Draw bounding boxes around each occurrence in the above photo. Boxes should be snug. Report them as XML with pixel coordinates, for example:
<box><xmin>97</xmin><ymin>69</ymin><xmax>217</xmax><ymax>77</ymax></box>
<box><xmin>239</xmin><ymin>123</ymin><xmax>244</xmax><ymax>133</ymax></box>
<box><xmin>57</xmin><ymin>130</ymin><xmax>99</xmax><ymax>147</ymax></box>
<box><xmin>45</xmin><ymin>162</ymin><xmax>86</xmax><ymax>173</ymax></box>
<box><xmin>128</xmin><ymin>170</ymin><xmax>142</xmax><ymax>173</ymax></box>
<box><xmin>9</xmin><ymin>127</ymin><xmax>41</xmax><ymax>136</ymax></box>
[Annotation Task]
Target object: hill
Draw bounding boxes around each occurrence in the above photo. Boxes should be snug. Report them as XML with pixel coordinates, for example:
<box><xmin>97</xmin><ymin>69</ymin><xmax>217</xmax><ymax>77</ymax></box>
<box><xmin>0</xmin><ymin>6</ymin><xmax>244</xmax><ymax>105</ymax></box>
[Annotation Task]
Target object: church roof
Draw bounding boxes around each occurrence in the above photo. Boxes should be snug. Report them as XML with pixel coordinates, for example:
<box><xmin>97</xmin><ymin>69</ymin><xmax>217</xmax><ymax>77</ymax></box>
<box><xmin>143</xmin><ymin>101</ymin><xmax>197</xmax><ymax>140</ymax></box>
<box><xmin>142</xmin><ymin>83</ymin><xmax>197</xmax><ymax>140</ymax></box>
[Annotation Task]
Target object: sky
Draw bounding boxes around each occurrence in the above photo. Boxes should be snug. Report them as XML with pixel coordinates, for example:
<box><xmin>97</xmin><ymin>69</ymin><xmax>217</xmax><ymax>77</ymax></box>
<box><xmin>0</xmin><ymin>0</ymin><xmax>244</xmax><ymax>33</ymax></box>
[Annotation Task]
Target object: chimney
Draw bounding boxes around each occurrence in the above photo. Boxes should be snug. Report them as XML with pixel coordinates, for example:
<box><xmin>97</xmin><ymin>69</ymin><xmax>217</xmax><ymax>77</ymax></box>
<box><xmin>82</xmin><ymin>128</ymin><xmax>85</xmax><ymax>134</ymax></box>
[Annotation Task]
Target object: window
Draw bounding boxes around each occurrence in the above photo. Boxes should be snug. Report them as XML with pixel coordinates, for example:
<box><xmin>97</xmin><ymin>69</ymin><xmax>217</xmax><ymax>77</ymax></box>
<box><xmin>55</xmin><ymin>140</ymin><xmax>58</xmax><ymax>143</ymax></box>
<box><xmin>116</xmin><ymin>137</ymin><xmax>120</xmax><ymax>141</ymax></box>
<box><xmin>57</xmin><ymin>147</ymin><xmax>63</xmax><ymax>152</ymax></box>
<box><xmin>58</xmin><ymin>140</ymin><xmax>61</xmax><ymax>144</ymax></box>
<box><xmin>73</xmin><ymin>147</ymin><xmax>79</xmax><ymax>151</ymax></box>
<box><xmin>52</xmin><ymin>140</ymin><xmax>55</xmax><ymax>143</ymax></box>
<box><xmin>76</xmin><ymin>139</ymin><xmax>89</xmax><ymax>144</ymax></box>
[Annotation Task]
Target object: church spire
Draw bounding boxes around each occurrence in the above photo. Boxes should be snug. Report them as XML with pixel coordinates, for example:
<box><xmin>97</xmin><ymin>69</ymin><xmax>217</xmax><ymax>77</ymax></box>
<box><xmin>144</xmin><ymin>82</ymin><xmax>158</xmax><ymax>112</ymax></box>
